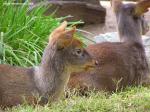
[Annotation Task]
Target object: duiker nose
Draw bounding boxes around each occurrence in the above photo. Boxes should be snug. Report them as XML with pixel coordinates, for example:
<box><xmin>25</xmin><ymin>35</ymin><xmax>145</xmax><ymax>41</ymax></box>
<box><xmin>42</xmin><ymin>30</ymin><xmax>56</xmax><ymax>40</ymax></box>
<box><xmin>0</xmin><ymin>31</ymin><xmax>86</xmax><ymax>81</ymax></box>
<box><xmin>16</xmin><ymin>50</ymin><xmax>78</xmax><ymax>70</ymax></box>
<box><xmin>94</xmin><ymin>60</ymin><xmax>99</xmax><ymax>66</ymax></box>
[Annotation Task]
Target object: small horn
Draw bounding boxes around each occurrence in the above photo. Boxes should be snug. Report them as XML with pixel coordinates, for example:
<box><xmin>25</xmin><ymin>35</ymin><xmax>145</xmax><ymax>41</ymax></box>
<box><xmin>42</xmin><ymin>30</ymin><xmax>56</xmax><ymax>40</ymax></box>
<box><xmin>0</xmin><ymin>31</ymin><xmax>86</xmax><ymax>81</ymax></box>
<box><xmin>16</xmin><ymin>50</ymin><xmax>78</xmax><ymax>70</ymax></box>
<box><xmin>135</xmin><ymin>0</ymin><xmax>150</xmax><ymax>16</ymax></box>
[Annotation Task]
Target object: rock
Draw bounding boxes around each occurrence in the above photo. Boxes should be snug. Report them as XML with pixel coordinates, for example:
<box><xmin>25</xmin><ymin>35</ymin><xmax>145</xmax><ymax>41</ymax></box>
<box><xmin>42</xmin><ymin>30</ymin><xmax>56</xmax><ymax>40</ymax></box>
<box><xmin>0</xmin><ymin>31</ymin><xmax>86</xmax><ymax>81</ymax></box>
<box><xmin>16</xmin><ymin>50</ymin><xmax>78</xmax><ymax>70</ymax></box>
<box><xmin>62</xmin><ymin>0</ymin><xmax>100</xmax><ymax>5</ymax></box>
<box><xmin>31</xmin><ymin>0</ymin><xmax>106</xmax><ymax>25</ymax></box>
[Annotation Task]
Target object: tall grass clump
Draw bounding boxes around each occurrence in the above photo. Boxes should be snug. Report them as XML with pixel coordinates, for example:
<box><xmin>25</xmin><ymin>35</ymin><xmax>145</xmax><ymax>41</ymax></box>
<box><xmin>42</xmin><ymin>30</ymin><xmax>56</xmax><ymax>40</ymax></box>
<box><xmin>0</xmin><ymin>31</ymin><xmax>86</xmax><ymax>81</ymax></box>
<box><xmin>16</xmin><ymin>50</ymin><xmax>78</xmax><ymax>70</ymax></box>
<box><xmin>0</xmin><ymin>0</ymin><xmax>60</xmax><ymax>66</ymax></box>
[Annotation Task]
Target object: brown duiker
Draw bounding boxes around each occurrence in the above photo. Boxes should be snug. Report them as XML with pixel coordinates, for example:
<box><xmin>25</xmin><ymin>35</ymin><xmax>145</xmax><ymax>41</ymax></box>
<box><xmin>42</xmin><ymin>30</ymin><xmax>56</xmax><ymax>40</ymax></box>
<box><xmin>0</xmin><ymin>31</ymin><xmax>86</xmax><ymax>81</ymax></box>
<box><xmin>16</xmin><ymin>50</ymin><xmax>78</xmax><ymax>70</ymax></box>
<box><xmin>68</xmin><ymin>0</ymin><xmax>150</xmax><ymax>93</ymax></box>
<box><xmin>0</xmin><ymin>21</ymin><xmax>95</xmax><ymax>107</ymax></box>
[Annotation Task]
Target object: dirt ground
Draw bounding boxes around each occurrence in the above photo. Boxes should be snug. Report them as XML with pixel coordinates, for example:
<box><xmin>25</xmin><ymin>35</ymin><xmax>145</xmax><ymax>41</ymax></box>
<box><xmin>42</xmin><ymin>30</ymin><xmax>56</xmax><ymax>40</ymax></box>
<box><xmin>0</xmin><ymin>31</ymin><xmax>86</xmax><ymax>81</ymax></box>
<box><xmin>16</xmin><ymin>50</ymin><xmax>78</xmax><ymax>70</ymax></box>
<box><xmin>81</xmin><ymin>1</ymin><xmax>150</xmax><ymax>37</ymax></box>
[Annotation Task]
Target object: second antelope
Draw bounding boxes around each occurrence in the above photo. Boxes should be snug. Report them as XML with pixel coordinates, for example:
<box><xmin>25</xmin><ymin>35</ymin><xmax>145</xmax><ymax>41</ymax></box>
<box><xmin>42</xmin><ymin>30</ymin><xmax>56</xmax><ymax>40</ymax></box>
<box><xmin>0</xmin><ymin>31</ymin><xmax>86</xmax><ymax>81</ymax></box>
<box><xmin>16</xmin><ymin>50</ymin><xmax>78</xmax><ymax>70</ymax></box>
<box><xmin>68</xmin><ymin>0</ymin><xmax>150</xmax><ymax>93</ymax></box>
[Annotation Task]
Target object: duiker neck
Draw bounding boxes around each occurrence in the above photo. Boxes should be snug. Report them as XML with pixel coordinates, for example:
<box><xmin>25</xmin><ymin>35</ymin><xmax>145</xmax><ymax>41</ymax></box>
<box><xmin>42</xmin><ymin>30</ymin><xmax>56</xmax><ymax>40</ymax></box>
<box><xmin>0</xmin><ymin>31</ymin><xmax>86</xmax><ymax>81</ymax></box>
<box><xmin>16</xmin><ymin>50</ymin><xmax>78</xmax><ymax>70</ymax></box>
<box><xmin>34</xmin><ymin>42</ymin><xmax>70</xmax><ymax>100</ymax></box>
<box><xmin>117</xmin><ymin>15</ymin><xmax>142</xmax><ymax>43</ymax></box>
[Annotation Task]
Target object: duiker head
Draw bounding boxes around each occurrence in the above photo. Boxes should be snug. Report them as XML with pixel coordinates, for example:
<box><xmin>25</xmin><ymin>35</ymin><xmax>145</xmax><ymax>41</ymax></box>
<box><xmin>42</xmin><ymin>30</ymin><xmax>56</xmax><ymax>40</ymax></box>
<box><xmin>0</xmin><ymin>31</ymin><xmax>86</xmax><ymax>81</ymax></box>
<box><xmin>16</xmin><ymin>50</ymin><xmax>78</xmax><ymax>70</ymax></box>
<box><xmin>47</xmin><ymin>21</ymin><xmax>95</xmax><ymax>73</ymax></box>
<box><xmin>111</xmin><ymin>0</ymin><xmax>150</xmax><ymax>35</ymax></box>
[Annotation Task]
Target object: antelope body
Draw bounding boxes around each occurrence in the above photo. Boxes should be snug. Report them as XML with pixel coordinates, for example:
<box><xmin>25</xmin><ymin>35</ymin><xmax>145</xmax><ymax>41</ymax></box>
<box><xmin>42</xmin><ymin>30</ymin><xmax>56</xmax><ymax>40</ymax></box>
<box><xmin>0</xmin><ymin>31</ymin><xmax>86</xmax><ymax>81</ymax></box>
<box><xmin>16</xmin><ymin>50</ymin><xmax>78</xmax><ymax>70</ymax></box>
<box><xmin>68</xmin><ymin>0</ymin><xmax>150</xmax><ymax>92</ymax></box>
<box><xmin>0</xmin><ymin>22</ymin><xmax>95</xmax><ymax>107</ymax></box>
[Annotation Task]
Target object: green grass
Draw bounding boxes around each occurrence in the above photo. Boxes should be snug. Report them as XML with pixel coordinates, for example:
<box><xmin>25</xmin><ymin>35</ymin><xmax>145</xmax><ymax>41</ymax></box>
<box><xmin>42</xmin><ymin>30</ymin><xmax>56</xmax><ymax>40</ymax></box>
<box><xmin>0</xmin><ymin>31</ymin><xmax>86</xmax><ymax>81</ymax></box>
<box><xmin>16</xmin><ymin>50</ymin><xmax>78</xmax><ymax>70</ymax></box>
<box><xmin>4</xmin><ymin>86</ymin><xmax>150</xmax><ymax>112</ymax></box>
<box><xmin>0</xmin><ymin>0</ymin><xmax>91</xmax><ymax>66</ymax></box>
<box><xmin>0</xmin><ymin>0</ymin><xmax>150</xmax><ymax>112</ymax></box>
<box><xmin>0</xmin><ymin>0</ymin><xmax>60</xmax><ymax>66</ymax></box>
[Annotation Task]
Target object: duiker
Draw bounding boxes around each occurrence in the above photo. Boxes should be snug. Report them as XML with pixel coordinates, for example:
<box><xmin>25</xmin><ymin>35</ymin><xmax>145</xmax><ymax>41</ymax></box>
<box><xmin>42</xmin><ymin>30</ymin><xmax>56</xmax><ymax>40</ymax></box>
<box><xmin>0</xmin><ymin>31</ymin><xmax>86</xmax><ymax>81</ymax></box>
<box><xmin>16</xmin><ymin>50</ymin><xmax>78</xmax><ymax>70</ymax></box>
<box><xmin>0</xmin><ymin>21</ymin><xmax>95</xmax><ymax>107</ymax></box>
<box><xmin>68</xmin><ymin>0</ymin><xmax>150</xmax><ymax>93</ymax></box>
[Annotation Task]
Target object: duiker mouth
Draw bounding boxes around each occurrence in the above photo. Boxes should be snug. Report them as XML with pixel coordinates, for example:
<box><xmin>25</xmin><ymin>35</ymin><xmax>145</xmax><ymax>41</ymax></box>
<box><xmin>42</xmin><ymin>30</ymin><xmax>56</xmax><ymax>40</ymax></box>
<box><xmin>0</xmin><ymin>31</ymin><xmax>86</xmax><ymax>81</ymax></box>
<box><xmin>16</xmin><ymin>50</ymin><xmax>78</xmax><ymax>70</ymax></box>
<box><xmin>84</xmin><ymin>60</ymin><xmax>98</xmax><ymax>71</ymax></box>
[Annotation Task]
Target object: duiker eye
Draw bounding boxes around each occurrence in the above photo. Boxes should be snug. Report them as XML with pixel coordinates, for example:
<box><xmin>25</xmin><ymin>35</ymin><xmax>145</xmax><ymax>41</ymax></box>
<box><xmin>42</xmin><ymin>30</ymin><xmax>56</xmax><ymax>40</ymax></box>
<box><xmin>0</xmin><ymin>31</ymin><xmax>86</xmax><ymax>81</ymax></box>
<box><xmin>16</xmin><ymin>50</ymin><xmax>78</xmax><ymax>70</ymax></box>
<box><xmin>76</xmin><ymin>49</ymin><xmax>82</xmax><ymax>55</ymax></box>
<box><xmin>76</xmin><ymin>49</ymin><xmax>82</xmax><ymax>54</ymax></box>
<box><xmin>73</xmin><ymin>48</ymin><xmax>83</xmax><ymax>56</ymax></box>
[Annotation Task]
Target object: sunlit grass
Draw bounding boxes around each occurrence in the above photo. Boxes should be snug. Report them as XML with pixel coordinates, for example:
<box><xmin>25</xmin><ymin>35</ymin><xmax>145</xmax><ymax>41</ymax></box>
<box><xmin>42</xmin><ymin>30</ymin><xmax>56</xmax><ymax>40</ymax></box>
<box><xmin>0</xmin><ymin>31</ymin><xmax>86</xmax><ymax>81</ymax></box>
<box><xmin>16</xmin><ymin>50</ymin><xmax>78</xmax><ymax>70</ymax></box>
<box><xmin>0</xmin><ymin>1</ymin><xmax>150</xmax><ymax>112</ymax></box>
<box><xmin>0</xmin><ymin>0</ymin><xmax>59</xmax><ymax>66</ymax></box>
<box><xmin>0</xmin><ymin>0</ymin><xmax>94</xmax><ymax>66</ymax></box>
<box><xmin>4</xmin><ymin>86</ymin><xmax>150</xmax><ymax>112</ymax></box>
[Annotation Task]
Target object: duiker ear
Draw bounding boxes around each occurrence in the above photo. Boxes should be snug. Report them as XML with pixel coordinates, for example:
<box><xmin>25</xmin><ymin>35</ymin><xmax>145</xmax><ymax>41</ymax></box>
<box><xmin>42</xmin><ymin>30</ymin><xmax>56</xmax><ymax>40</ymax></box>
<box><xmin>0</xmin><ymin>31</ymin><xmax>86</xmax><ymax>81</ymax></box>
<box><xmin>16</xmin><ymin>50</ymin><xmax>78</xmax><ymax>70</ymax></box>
<box><xmin>134</xmin><ymin>0</ymin><xmax>150</xmax><ymax>16</ymax></box>
<box><xmin>111</xmin><ymin>0</ymin><xmax>123</xmax><ymax>13</ymax></box>
<box><xmin>64</xmin><ymin>26</ymin><xmax>76</xmax><ymax>39</ymax></box>
<box><xmin>55</xmin><ymin>21</ymin><xmax>68</xmax><ymax>32</ymax></box>
<box><xmin>57</xmin><ymin>27</ymin><xmax>76</xmax><ymax>50</ymax></box>
<box><xmin>49</xmin><ymin>21</ymin><xmax>68</xmax><ymax>42</ymax></box>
